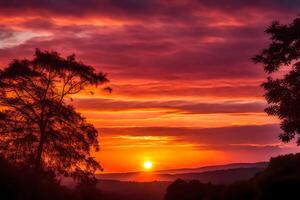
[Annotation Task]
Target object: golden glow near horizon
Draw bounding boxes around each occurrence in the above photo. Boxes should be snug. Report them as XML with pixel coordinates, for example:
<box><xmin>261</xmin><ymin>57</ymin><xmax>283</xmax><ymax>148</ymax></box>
<box><xmin>143</xmin><ymin>161</ymin><xmax>153</xmax><ymax>170</ymax></box>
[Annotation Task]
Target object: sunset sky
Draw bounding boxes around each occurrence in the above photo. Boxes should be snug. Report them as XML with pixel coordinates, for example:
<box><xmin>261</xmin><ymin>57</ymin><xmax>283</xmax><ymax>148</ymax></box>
<box><xmin>1</xmin><ymin>0</ymin><xmax>300</xmax><ymax>173</ymax></box>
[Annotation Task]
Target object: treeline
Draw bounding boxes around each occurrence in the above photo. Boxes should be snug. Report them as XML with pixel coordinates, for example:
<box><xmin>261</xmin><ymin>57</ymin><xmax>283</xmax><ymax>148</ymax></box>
<box><xmin>165</xmin><ymin>153</ymin><xmax>300</xmax><ymax>200</ymax></box>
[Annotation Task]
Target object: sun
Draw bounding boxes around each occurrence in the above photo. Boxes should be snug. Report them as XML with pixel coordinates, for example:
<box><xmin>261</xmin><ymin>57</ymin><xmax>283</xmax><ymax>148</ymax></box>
<box><xmin>143</xmin><ymin>161</ymin><xmax>153</xmax><ymax>169</ymax></box>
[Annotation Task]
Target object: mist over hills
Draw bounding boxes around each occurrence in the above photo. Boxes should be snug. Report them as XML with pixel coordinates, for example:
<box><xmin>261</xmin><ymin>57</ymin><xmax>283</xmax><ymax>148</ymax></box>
<box><xmin>60</xmin><ymin>162</ymin><xmax>268</xmax><ymax>199</ymax></box>
<box><xmin>91</xmin><ymin>162</ymin><xmax>268</xmax><ymax>200</ymax></box>
<box><xmin>96</xmin><ymin>162</ymin><xmax>268</xmax><ymax>182</ymax></box>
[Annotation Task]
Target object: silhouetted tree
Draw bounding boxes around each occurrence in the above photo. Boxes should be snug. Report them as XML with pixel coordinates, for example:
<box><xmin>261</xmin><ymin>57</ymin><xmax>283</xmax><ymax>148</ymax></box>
<box><xmin>0</xmin><ymin>49</ymin><xmax>109</xmax><ymax>183</ymax></box>
<box><xmin>253</xmin><ymin>17</ymin><xmax>300</xmax><ymax>144</ymax></box>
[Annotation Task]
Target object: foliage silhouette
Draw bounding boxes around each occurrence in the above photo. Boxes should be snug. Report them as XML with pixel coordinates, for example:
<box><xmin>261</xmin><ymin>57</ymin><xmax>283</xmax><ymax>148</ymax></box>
<box><xmin>165</xmin><ymin>153</ymin><xmax>300</xmax><ymax>200</ymax></box>
<box><xmin>0</xmin><ymin>49</ymin><xmax>108</xmax><ymax>184</ymax></box>
<box><xmin>253</xmin><ymin>17</ymin><xmax>300</xmax><ymax>144</ymax></box>
<box><xmin>0</xmin><ymin>156</ymin><xmax>111</xmax><ymax>200</ymax></box>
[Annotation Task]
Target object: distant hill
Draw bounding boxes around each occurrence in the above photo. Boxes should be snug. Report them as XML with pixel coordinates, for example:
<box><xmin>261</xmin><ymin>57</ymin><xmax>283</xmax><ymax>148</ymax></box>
<box><xmin>164</xmin><ymin>167</ymin><xmax>265</xmax><ymax>184</ymax></box>
<box><xmin>96</xmin><ymin>162</ymin><xmax>268</xmax><ymax>182</ymax></box>
<box><xmin>93</xmin><ymin>163</ymin><xmax>268</xmax><ymax>200</ymax></box>
<box><xmin>61</xmin><ymin>162</ymin><xmax>268</xmax><ymax>199</ymax></box>
<box><xmin>154</xmin><ymin>162</ymin><xmax>268</xmax><ymax>174</ymax></box>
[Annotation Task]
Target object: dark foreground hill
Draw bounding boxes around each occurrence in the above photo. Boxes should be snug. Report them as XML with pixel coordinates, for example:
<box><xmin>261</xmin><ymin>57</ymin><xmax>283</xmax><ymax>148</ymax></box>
<box><xmin>92</xmin><ymin>166</ymin><xmax>265</xmax><ymax>200</ymax></box>
<box><xmin>165</xmin><ymin>153</ymin><xmax>300</xmax><ymax>200</ymax></box>
<box><xmin>95</xmin><ymin>166</ymin><xmax>263</xmax><ymax>200</ymax></box>
<box><xmin>0</xmin><ymin>153</ymin><xmax>299</xmax><ymax>200</ymax></box>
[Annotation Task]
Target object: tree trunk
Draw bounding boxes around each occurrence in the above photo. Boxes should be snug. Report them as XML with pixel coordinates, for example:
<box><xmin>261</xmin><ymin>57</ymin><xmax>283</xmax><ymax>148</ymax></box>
<box><xmin>35</xmin><ymin>127</ymin><xmax>45</xmax><ymax>171</ymax></box>
<box><xmin>35</xmin><ymin>139</ymin><xmax>44</xmax><ymax>171</ymax></box>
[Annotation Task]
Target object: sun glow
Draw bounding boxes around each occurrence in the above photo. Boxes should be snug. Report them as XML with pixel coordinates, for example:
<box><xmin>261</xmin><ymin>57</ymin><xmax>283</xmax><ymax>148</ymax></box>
<box><xmin>143</xmin><ymin>161</ymin><xmax>153</xmax><ymax>169</ymax></box>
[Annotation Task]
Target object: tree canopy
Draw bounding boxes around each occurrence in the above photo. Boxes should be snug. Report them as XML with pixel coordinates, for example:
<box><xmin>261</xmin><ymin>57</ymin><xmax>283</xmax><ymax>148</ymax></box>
<box><xmin>253</xmin><ymin>17</ymin><xmax>300</xmax><ymax>144</ymax></box>
<box><xmin>0</xmin><ymin>49</ymin><xmax>109</xmax><ymax>183</ymax></box>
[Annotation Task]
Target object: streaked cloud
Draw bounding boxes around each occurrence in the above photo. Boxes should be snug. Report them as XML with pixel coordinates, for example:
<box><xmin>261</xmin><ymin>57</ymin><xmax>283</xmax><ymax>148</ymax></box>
<box><xmin>72</xmin><ymin>98</ymin><xmax>265</xmax><ymax>114</ymax></box>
